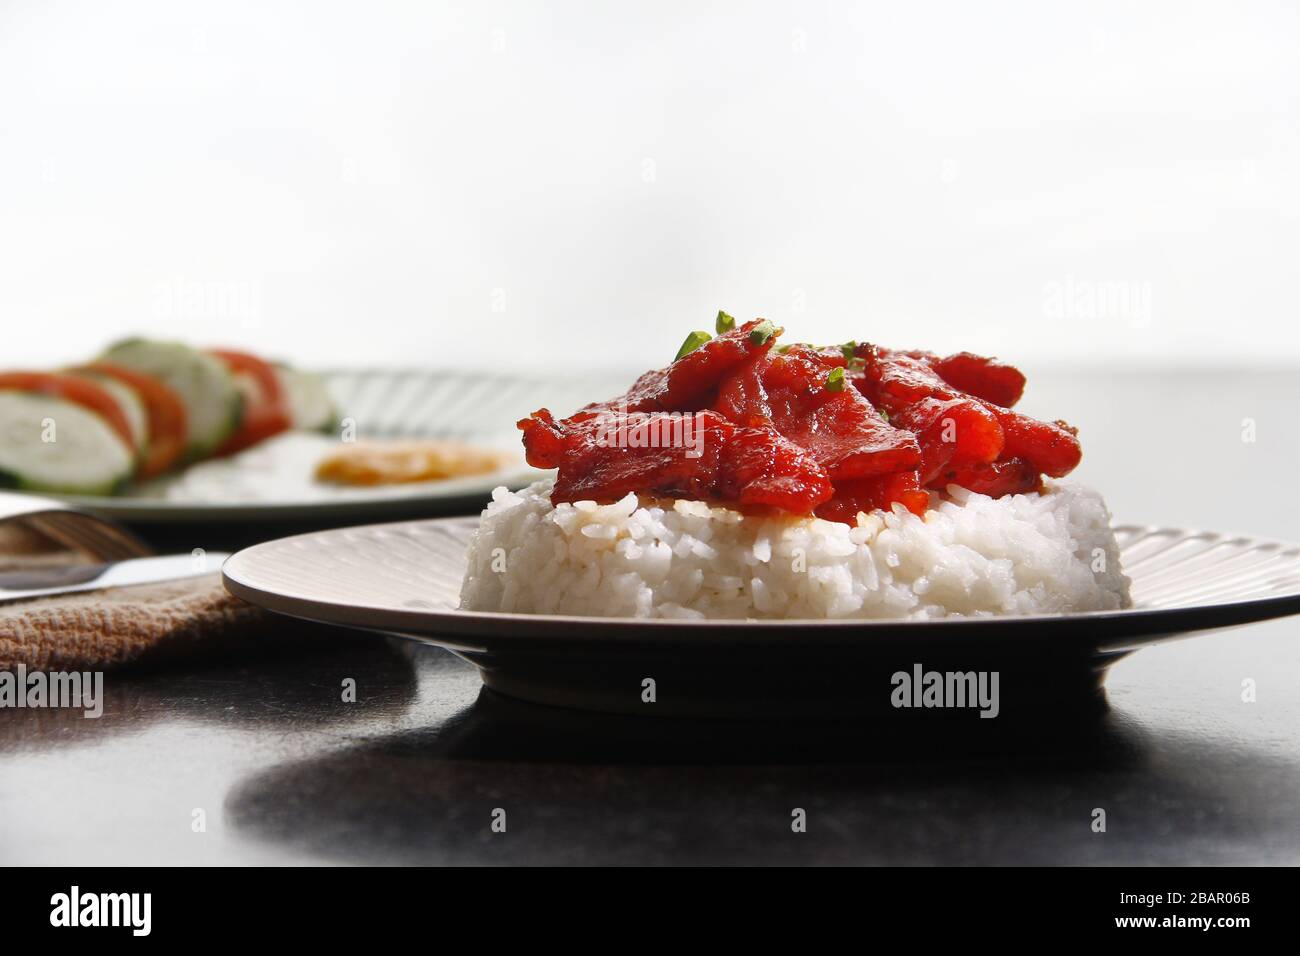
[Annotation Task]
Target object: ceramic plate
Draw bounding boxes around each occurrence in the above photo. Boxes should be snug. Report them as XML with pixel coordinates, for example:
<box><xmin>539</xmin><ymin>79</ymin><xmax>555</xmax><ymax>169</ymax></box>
<box><xmin>222</xmin><ymin>520</ymin><xmax>1300</xmax><ymax>718</ymax></box>
<box><xmin>46</xmin><ymin>369</ymin><xmax>624</xmax><ymax>524</ymax></box>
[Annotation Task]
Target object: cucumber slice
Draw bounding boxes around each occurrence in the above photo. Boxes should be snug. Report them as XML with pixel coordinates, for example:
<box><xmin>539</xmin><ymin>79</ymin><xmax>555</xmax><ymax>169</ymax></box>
<box><xmin>276</xmin><ymin>365</ymin><xmax>335</xmax><ymax>433</ymax></box>
<box><xmin>70</xmin><ymin>370</ymin><xmax>149</xmax><ymax>455</ymax></box>
<box><xmin>101</xmin><ymin>338</ymin><xmax>240</xmax><ymax>459</ymax></box>
<box><xmin>0</xmin><ymin>391</ymin><xmax>135</xmax><ymax>495</ymax></box>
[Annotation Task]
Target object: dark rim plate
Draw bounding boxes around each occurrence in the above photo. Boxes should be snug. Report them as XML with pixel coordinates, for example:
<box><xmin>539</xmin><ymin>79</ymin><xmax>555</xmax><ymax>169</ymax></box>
<box><xmin>222</xmin><ymin>518</ymin><xmax>1300</xmax><ymax>717</ymax></box>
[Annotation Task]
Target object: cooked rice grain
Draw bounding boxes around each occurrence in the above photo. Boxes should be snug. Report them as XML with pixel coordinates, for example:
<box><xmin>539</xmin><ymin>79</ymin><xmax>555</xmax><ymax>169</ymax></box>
<box><xmin>459</xmin><ymin>479</ymin><xmax>1131</xmax><ymax>619</ymax></box>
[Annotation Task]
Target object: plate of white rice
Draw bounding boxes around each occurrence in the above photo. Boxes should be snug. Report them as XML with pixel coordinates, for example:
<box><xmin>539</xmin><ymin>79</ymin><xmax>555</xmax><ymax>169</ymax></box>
<box><xmin>223</xmin><ymin>480</ymin><xmax>1300</xmax><ymax>718</ymax></box>
<box><xmin>460</xmin><ymin>479</ymin><xmax>1131</xmax><ymax>620</ymax></box>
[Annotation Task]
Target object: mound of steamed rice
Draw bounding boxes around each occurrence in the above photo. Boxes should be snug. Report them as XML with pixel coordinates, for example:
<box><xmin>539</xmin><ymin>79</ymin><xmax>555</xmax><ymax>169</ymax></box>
<box><xmin>458</xmin><ymin>479</ymin><xmax>1131</xmax><ymax>619</ymax></box>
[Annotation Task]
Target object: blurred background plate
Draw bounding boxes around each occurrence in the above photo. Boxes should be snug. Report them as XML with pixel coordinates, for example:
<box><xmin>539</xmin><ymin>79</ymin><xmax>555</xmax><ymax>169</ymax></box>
<box><xmin>47</xmin><ymin>368</ymin><xmax>625</xmax><ymax>527</ymax></box>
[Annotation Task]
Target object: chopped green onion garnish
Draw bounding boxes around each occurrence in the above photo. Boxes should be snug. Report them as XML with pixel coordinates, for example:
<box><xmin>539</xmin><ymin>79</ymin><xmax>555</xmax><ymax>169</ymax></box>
<box><xmin>840</xmin><ymin>341</ymin><xmax>857</xmax><ymax>362</ymax></box>
<box><xmin>825</xmin><ymin>367</ymin><xmax>846</xmax><ymax>392</ymax></box>
<box><xmin>749</xmin><ymin>319</ymin><xmax>777</xmax><ymax>346</ymax></box>
<box><xmin>879</xmin><ymin>408</ymin><xmax>890</xmax><ymax>422</ymax></box>
<box><xmin>715</xmin><ymin>310</ymin><xmax>736</xmax><ymax>334</ymax></box>
<box><xmin>675</xmin><ymin>330</ymin><xmax>712</xmax><ymax>361</ymax></box>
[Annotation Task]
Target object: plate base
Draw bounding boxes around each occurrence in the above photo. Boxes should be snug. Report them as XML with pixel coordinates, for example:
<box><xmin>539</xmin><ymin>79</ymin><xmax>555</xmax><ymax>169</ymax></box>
<box><xmin>452</xmin><ymin>645</ymin><xmax>1128</xmax><ymax>720</ymax></box>
<box><xmin>222</xmin><ymin>517</ymin><xmax>1300</xmax><ymax>721</ymax></box>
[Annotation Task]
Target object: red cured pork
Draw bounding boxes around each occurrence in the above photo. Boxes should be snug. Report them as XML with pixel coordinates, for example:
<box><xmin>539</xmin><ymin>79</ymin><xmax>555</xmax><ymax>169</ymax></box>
<box><xmin>518</xmin><ymin>323</ymin><xmax>1082</xmax><ymax>523</ymax></box>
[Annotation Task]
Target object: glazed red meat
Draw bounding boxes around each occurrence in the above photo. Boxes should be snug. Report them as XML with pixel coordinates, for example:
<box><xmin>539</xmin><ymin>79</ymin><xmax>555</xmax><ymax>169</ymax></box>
<box><xmin>816</xmin><ymin>471</ymin><xmax>930</xmax><ymax>525</ymax></box>
<box><xmin>862</xmin><ymin>347</ymin><xmax>1027</xmax><ymax>409</ymax></box>
<box><xmin>992</xmin><ymin>410</ymin><xmax>1081</xmax><ymax>478</ymax></box>
<box><xmin>519</xmin><ymin>408</ymin><xmax>834</xmax><ymax>514</ymax></box>
<box><xmin>853</xmin><ymin>344</ymin><xmax>1081</xmax><ymax>488</ymax></box>
<box><xmin>884</xmin><ymin>396</ymin><xmax>1003</xmax><ymax>485</ymax></box>
<box><xmin>713</xmin><ymin>346</ymin><xmax>921</xmax><ymax>481</ymax></box>
<box><xmin>590</xmin><ymin>319</ymin><xmax>774</xmax><ymax>414</ymax></box>
<box><xmin>930</xmin><ymin>351</ymin><xmax>1026</xmax><ymax>408</ymax></box>
<box><xmin>518</xmin><ymin>320</ymin><xmax>1082</xmax><ymax>524</ymax></box>
<box><xmin>933</xmin><ymin>458</ymin><xmax>1042</xmax><ymax>498</ymax></box>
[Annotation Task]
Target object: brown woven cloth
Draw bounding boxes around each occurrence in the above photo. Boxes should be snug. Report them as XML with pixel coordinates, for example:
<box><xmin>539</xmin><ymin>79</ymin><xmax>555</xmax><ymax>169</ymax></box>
<box><xmin>0</xmin><ymin>523</ymin><xmax>275</xmax><ymax>671</ymax></box>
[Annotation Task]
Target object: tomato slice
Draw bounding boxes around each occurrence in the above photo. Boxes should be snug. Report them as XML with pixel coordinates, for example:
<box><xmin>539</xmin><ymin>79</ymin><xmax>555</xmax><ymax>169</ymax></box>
<box><xmin>74</xmin><ymin>362</ymin><xmax>189</xmax><ymax>479</ymax></box>
<box><xmin>0</xmin><ymin>371</ymin><xmax>137</xmax><ymax>452</ymax></box>
<box><xmin>210</xmin><ymin>349</ymin><xmax>292</xmax><ymax>456</ymax></box>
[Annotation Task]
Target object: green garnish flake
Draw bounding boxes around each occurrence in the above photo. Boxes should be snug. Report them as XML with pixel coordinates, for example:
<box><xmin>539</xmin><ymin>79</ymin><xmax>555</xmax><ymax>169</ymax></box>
<box><xmin>715</xmin><ymin>310</ymin><xmax>736</xmax><ymax>334</ymax></box>
<box><xmin>840</xmin><ymin>341</ymin><xmax>857</xmax><ymax>361</ymax></box>
<box><xmin>675</xmin><ymin>330</ymin><xmax>712</xmax><ymax>361</ymax></box>
<box><xmin>749</xmin><ymin>319</ymin><xmax>777</xmax><ymax>346</ymax></box>
<box><xmin>880</xmin><ymin>408</ymin><xmax>890</xmax><ymax>422</ymax></box>
<box><xmin>825</xmin><ymin>366</ymin><xmax>846</xmax><ymax>392</ymax></box>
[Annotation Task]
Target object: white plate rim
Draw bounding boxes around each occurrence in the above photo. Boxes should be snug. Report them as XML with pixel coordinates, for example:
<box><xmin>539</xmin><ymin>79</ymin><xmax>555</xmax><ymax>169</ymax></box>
<box><xmin>220</xmin><ymin>517</ymin><xmax>1300</xmax><ymax>651</ymax></box>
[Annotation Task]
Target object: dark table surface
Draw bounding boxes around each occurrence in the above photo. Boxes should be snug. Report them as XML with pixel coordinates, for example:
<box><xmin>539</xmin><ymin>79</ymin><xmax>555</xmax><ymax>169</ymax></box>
<box><xmin>2</xmin><ymin>369</ymin><xmax>1298</xmax><ymax>865</ymax></box>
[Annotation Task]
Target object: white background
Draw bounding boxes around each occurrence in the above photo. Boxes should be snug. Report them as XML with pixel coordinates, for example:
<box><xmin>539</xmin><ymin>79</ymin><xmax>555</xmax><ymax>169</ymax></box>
<box><xmin>1</xmin><ymin>0</ymin><xmax>1297</xmax><ymax>373</ymax></box>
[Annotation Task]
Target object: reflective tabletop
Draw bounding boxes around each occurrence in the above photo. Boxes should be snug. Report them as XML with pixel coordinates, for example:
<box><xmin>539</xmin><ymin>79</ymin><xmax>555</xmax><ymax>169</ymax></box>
<box><xmin>2</xmin><ymin>370</ymin><xmax>1299</xmax><ymax>865</ymax></box>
